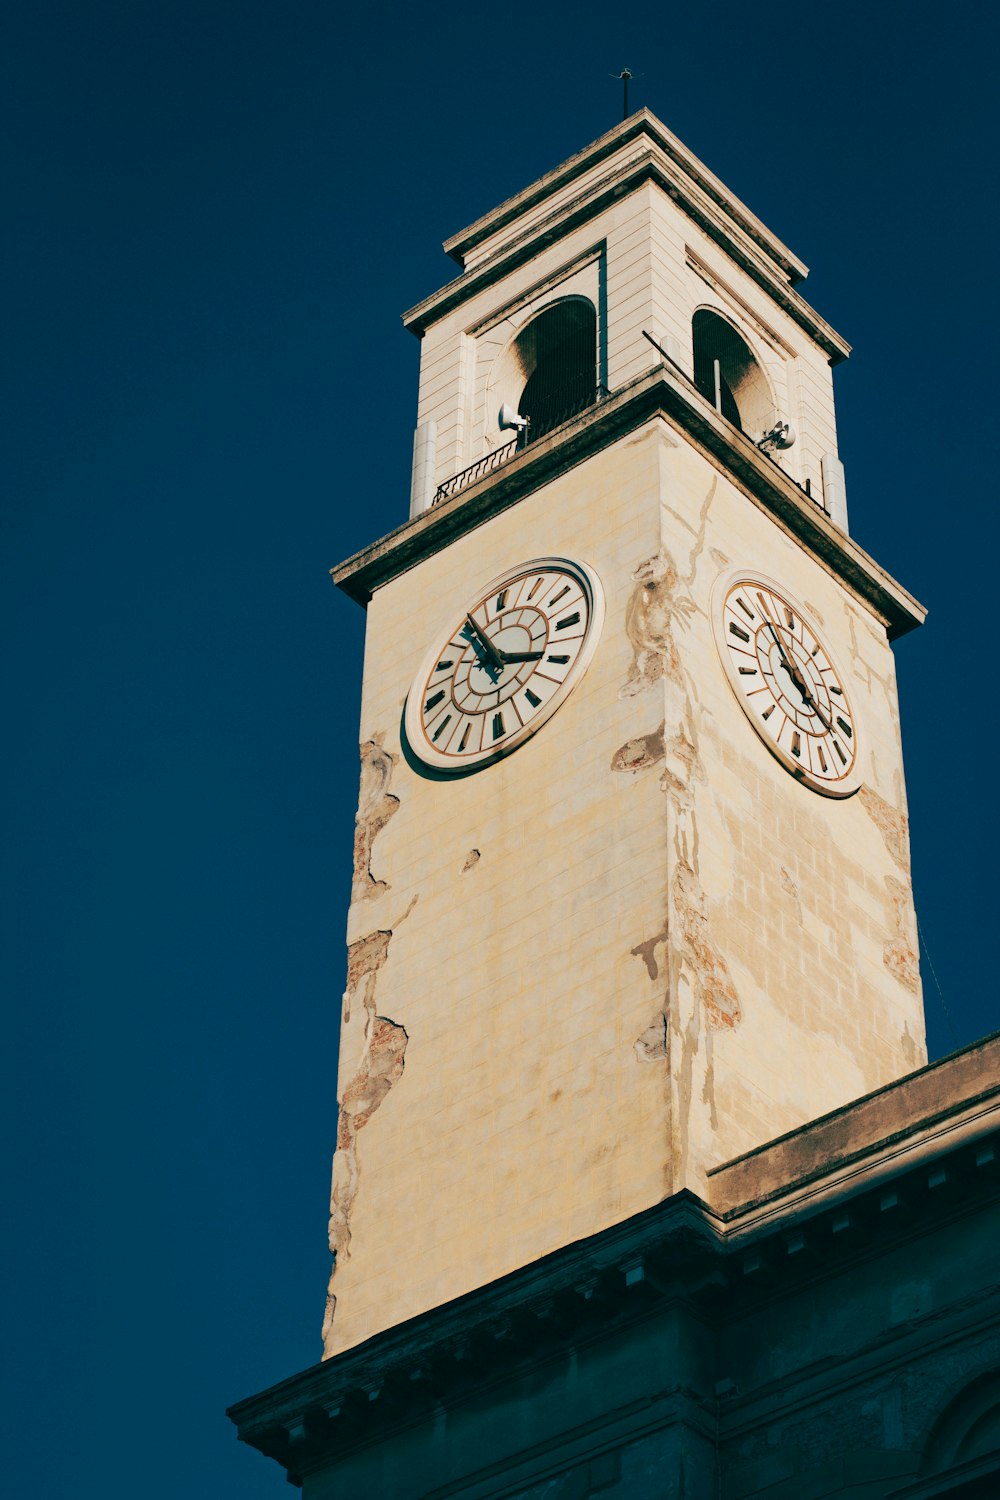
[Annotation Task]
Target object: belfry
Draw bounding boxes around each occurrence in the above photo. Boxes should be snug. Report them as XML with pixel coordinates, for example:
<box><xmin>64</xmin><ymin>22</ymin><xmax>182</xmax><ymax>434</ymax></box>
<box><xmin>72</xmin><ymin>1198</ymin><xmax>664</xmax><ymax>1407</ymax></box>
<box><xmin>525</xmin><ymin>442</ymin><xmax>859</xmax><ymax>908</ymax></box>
<box><xmin>230</xmin><ymin>111</ymin><xmax>1000</xmax><ymax>1499</ymax></box>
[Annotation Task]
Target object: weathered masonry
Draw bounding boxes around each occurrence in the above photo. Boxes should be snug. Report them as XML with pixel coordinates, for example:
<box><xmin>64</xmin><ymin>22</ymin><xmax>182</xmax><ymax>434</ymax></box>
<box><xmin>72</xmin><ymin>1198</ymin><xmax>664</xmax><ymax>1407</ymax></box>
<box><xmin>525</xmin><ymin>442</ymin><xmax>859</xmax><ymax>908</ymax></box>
<box><xmin>230</xmin><ymin>110</ymin><xmax>1000</xmax><ymax>1499</ymax></box>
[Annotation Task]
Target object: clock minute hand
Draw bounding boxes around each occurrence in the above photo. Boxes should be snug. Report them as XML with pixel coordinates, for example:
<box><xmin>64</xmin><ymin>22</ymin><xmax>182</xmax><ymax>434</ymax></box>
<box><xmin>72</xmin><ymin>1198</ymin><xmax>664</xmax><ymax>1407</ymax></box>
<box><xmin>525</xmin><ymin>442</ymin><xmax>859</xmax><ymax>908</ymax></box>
<box><xmin>766</xmin><ymin>621</ymin><xmax>797</xmax><ymax>673</ymax></box>
<box><xmin>804</xmin><ymin>694</ymin><xmax>833</xmax><ymax>734</ymax></box>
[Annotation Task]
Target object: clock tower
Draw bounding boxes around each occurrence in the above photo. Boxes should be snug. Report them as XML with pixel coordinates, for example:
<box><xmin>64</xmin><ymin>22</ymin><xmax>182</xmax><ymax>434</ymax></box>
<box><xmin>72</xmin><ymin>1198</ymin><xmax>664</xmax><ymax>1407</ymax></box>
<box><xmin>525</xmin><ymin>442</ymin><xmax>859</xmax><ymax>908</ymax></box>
<box><xmin>319</xmin><ymin>108</ymin><xmax>925</xmax><ymax>1359</ymax></box>
<box><xmin>229</xmin><ymin>113</ymin><xmax>1000</xmax><ymax>1500</ymax></box>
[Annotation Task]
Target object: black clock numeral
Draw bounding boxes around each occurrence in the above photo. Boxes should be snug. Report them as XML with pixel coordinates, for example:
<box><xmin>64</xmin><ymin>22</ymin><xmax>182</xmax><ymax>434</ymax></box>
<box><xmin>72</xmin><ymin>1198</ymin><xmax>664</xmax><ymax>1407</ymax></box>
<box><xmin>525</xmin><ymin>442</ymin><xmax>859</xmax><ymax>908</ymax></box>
<box><xmin>729</xmin><ymin>622</ymin><xmax>750</xmax><ymax>642</ymax></box>
<box><xmin>527</xmin><ymin>577</ymin><xmax>543</xmax><ymax>601</ymax></box>
<box><xmin>425</xmin><ymin>690</ymin><xmax>445</xmax><ymax>712</ymax></box>
<box><xmin>736</xmin><ymin>597</ymin><xmax>755</xmax><ymax>620</ymax></box>
<box><xmin>762</xmin><ymin>705</ymin><xmax>775</xmax><ymax>721</ymax></box>
<box><xmin>555</xmin><ymin>611</ymin><xmax>580</xmax><ymax>630</ymax></box>
<box><xmin>547</xmin><ymin>654</ymin><xmax>570</xmax><ymax>664</ymax></box>
<box><xmin>548</xmin><ymin>585</ymin><xmax>570</xmax><ymax>607</ymax></box>
<box><xmin>492</xmin><ymin>712</ymin><xmax>505</xmax><ymax>740</ymax></box>
<box><xmin>432</xmin><ymin>714</ymin><xmax>452</xmax><ymax>743</ymax></box>
<box><xmin>435</xmin><ymin>659</ymin><xmax>454</xmax><ymax>672</ymax></box>
<box><xmin>833</xmin><ymin>740</ymin><xmax>847</xmax><ymax>765</ymax></box>
<box><xmin>525</xmin><ymin>688</ymin><xmax>541</xmax><ymax>708</ymax></box>
<box><xmin>830</xmin><ymin>685</ymin><xmax>843</xmax><ymax>695</ymax></box>
<box><xmin>817</xmin><ymin>745</ymin><xmax>828</xmax><ymax>772</ymax></box>
<box><xmin>792</xmin><ymin>731</ymin><xmax>802</xmax><ymax>757</ymax></box>
<box><xmin>836</xmin><ymin>716</ymin><xmax>852</xmax><ymax>738</ymax></box>
<box><xmin>738</xmin><ymin>667</ymin><xmax>757</xmax><ymax>676</ymax></box>
<box><xmin>496</xmin><ymin>589</ymin><xmax>508</xmax><ymax>610</ymax></box>
<box><xmin>784</xmin><ymin>607</ymin><xmax>795</xmax><ymax>629</ymax></box>
<box><xmin>458</xmin><ymin>725</ymin><xmax>470</xmax><ymax>752</ymax></box>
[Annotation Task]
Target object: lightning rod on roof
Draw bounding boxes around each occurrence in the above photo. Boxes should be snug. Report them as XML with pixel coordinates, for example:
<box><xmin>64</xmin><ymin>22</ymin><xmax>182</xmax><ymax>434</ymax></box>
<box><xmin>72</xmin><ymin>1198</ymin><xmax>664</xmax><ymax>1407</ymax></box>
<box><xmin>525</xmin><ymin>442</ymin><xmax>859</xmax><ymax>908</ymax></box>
<box><xmin>614</xmin><ymin>69</ymin><xmax>633</xmax><ymax>121</ymax></box>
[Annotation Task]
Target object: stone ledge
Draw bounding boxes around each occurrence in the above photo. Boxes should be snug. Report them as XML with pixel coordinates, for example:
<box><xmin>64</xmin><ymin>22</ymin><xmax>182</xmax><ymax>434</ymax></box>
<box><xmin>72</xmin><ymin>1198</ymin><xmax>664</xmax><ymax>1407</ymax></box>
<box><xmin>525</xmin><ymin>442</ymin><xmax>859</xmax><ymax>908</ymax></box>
<box><xmin>708</xmin><ymin>1031</ymin><xmax>1000</xmax><ymax>1220</ymax></box>
<box><xmin>330</xmin><ymin>364</ymin><xmax>925</xmax><ymax>641</ymax></box>
<box><xmin>228</xmin><ymin>1109</ymin><xmax>999</xmax><ymax>1483</ymax></box>
<box><xmin>405</xmin><ymin>149</ymin><xmax>847</xmax><ymax>360</ymax></box>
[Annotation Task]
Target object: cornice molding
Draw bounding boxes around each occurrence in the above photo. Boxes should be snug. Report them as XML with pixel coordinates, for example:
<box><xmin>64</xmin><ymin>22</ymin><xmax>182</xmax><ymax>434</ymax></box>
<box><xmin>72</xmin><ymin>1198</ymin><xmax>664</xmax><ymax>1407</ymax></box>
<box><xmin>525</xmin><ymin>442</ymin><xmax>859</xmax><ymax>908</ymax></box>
<box><xmin>229</xmin><ymin>1119</ymin><xmax>1000</xmax><ymax>1484</ymax></box>
<box><xmin>442</xmin><ymin>110</ymin><xmax>807</xmax><ymax>286</ymax></box>
<box><xmin>330</xmin><ymin>365</ymin><xmax>924</xmax><ymax>640</ymax></box>
<box><xmin>404</xmin><ymin>149</ymin><xmax>849</xmax><ymax>363</ymax></box>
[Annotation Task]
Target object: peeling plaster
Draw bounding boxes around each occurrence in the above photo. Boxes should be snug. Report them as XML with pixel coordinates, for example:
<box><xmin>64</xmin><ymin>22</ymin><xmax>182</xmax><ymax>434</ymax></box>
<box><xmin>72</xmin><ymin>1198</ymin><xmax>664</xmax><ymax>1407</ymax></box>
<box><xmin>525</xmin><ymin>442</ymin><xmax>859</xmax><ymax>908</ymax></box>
<box><xmin>635</xmin><ymin>1016</ymin><xmax>669</xmax><ymax>1062</ymax></box>
<box><xmin>624</xmin><ymin>515</ymin><xmax>743</xmax><ymax>1151</ymax></box>
<box><xmin>620</xmin><ymin>548</ymin><xmax>695</xmax><ymax>697</ymax></box>
<box><xmin>859</xmin><ymin>785</ymin><xmax>911</xmax><ymax>874</ymax></box>
<box><xmin>672</xmin><ymin>862</ymin><xmax>742</xmax><ymax>1029</ymax></box>
<box><xmin>461</xmin><ymin>848</ymin><xmax>481</xmax><ymax>873</ymax></box>
<box><xmin>900</xmin><ymin>1022</ymin><xmax>920</xmax><ymax>1070</ymax></box>
<box><xmin>883</xmin><ymin>875</ymin><xmax>920</xmax><ymax>994</ymax></box>
<box><xmin>342</xmin><ymin>929</ymin><xmax>390</xmax><ymax>1026</ymax></box>
<box><xmin>660</xmin><ymin>726</ymin><xmax>704</xmax><ymax>800</ymax></box>
<box><xmin>352</xmin><ymin>735</ymin><xmax>399</xmax><ymax>903</ymax></box>
<box><xmin>611</xmin><ymin>722</ymin><xmax>665</xmax><ymax>774</ymax></box>
<box><xmin>324</xmin><ymin>898</ymin><xmax>417</xmax><ymax>1351</ymax></box>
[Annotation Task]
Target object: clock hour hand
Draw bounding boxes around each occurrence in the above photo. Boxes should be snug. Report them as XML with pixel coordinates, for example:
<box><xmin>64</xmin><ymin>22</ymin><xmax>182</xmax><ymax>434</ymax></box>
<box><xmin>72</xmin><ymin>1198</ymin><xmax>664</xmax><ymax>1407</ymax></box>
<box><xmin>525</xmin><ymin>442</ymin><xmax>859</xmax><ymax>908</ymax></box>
<box><xmin>766</xmin><ymin>624</ymin><xmax>832</xmax><ymax>730</ymax></box>
<box><xmin>496</xmin><ymin>649</ymin><xmax>544</xmax><ymax>662</ymax></box>
<box><xmin>768</xmin><ymin>624</ymin><xmax>809</xmax><ymax>697</ymax></box>
<box><xmin>463</xmin><ymin>613</ymin><xmax>504</xmax><ymax>673</ymax></box>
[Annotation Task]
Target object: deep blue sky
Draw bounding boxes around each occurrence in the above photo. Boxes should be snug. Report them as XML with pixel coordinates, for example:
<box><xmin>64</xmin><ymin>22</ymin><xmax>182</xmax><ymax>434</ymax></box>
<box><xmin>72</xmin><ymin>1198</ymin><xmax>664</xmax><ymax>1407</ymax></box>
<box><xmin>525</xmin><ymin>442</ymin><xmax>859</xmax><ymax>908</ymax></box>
<box><xmin>4</xmin><ymin>3</ymin><xmax>997</xmax><ymax>1495</ymax></box>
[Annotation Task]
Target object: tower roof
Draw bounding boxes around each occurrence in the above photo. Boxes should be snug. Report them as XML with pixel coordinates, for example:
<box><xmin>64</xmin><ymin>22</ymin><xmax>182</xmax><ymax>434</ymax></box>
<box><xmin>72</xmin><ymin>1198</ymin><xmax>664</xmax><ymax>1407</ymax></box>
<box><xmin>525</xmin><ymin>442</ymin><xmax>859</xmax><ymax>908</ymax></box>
<box><xmin>445</xmin><ymin>108</ymin><xmax>807</xmax><ymax>281</ymax></box>
<box><xmin>403</xmin><ymin>109</ymin><xmax>849</xmax><ymax>364</ymax></box>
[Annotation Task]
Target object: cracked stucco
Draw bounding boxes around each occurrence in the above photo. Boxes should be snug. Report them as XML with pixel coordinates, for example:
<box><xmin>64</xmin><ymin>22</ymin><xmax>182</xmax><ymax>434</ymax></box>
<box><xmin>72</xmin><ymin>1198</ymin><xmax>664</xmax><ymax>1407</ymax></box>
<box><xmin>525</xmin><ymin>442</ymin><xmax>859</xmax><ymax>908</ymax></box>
<box><xmin>323</xmin><ymin>919</ymin><xmax>409</xmax><ymax>1349</ymax></box>
<box><xmin>324</xmin><ymin>733</ymin><xmax>414</xmax><ymax>1352</ymax></box>
<box><xmin>620</xmin><ymin>546</ymin><xmax>696</xmax><ymax>697</ymax></box>
<box><xmin>319</xmin><ymin>422</ymin><xmax>928</xmax><ymax>1359</ymax></box>
<box><xmin>883</xmin><ymin>875</ymin><xmax>920</xmax><ymax>994</ymax></box>
<box><xmin>614</xmin><ymin>486</ymin><xmax>743</xmax><ymax>1183</ymax></box>
<box><xmin>610</xmin><ymin>464</ymin><xmax>750</xmax><ymax>1186</ymax></box>
<box><xmin>611</xmin><ymin>722</ymin><xmax>665</xmax><ymax>774</ymax></box>
<box><xmin>859</xmin><ymin>785</ymin><xmax>911</xmax><ymax>874</ymax></box>
<box><xmin>352</xmin><ymin>735</ymin><xmax>399</xmax><ymax>903</ymax></box>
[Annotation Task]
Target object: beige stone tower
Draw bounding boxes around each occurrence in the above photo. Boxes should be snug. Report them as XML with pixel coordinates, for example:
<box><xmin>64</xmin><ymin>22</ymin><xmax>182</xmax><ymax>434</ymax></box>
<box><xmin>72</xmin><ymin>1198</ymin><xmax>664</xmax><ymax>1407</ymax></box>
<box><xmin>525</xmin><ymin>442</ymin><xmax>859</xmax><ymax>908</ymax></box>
<box><xmin>323</xmin><ymin>110</ymin><xmax>926</xmax><ymax>1360</ymax></box>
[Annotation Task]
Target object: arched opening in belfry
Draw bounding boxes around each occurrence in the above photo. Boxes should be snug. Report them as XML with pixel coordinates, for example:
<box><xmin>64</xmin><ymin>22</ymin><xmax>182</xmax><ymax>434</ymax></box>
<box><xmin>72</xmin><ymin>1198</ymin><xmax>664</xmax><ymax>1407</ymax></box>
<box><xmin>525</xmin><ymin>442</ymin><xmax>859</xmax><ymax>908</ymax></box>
<box><xmin>922</xmin><ymin>1372</ymin><xmax>1000</xmax><ymax>1480</ymax></box>
<box><xmin>508</xmin><ymin>299</ymin><xmax>597</xmax><ymax>443</ymax></box>
<box><xmin>692</xmin><ymin>308</ymin><xmax>773</xmax><ymax>438</ymax></box>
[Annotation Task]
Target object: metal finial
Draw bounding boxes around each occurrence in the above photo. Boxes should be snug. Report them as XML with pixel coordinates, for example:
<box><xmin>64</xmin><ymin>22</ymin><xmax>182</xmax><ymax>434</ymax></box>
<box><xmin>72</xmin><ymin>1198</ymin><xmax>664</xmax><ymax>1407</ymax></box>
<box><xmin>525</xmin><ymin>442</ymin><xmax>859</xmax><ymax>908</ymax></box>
<box><xmin>614</xmin><ymin>68</ymin><xmax>633</xmax><ymax>121</ymax></box>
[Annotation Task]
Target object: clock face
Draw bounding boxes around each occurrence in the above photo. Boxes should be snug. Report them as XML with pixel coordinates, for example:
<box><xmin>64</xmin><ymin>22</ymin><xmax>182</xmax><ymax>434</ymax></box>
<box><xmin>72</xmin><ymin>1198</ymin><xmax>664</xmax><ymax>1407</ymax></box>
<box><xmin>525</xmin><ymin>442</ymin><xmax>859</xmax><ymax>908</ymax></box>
<box><xmin>404</xmin><ymin>557</ymin><xmax>605</xmax><ymax>774</ymax></box>
<box><xmin>714</xmin><ymin>571</ymin><xmax>861</xmax><ymax>797</ymax></box>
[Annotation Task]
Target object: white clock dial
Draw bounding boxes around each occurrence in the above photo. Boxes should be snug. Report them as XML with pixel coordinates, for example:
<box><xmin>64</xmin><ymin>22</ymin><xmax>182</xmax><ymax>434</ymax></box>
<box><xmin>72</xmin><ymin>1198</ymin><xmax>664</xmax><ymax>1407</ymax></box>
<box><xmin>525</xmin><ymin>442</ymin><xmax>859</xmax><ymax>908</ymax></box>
<box><xmin>404</xmin><ymin>557</ymin><xmax>605</xmax><ymax>774</ymax></box>
<box><xmin>714</xmin><ymin>571</ymin><xmax>861</xmax><ymax>797</ymax></box>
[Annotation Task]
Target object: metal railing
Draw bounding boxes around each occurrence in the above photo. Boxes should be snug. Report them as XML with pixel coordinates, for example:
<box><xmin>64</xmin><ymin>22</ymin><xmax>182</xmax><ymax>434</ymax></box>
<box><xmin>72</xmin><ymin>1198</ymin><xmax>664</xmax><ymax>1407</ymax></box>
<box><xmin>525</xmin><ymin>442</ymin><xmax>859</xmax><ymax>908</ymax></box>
<box><xmin>432</xmin><ymin>385</ymin><xmax>611</xmax><ymax>507</ymax></box>
<box><xmin>520</xmin><ymin>384</ymin><xmax>610</xmax><ymax>445</ymax></box>
<box><xmin>433</xmin><ymin>440</ymin><xmax>518</xmax><ymax>505</ymax></box>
